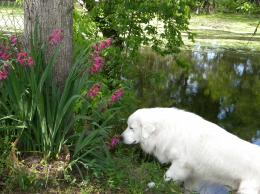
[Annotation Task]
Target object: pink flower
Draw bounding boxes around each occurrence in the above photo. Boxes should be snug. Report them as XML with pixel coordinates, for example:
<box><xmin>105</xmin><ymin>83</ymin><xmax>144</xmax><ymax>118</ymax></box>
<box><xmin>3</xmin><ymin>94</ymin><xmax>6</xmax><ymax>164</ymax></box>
<box><xmin>109</xmin><ymin>136</ymin><xmax>121</xmax><ymax>150</ymax></box>
<box><xmin>28</xmin><ymin>57</ymin><xmax>34</xmax><ymax>67</ymax></box>
<box><xmin>110</xmin><ymin>88</ymin><xmax>124</xmax><ymax>104</ymax></box>
<box><xmin>100</xmin><ymin>41</ymin><xmax>106</xmax><ymax>50</ymax></box>
<box><xmin>90</xmin><ymin>63</ymin><xmax>104</xmax><ymax>74</ymax></box>
<box><xmin>0</xmin><ymin>70</ymin><xmax>8</xmax><ymax>81</ymax></box>
<box><xmin>17</xmin><ymin>52</ymin><xmax>28</xmax><ymax>65</ymax></box>
<box><xmin>106</xmin><ymin>38</ymin><xmax>113</xmax><ymax>47</ymax></box>
<box><xmin>49</xmin><ymin>29</ymin><xmax>64</xmax><ymax>46</ymax></box>
<box><xmin>90</xmin><ymin>38</ymin><xmax>113</xmax><ymax>74</ymax></box>
<box><xmin>10</xmin><ymin>35</ymin><xmax>17</xmax><ymax>45</ymax></box>
<box><xmin>0</xmin><ymin>51</ymin><xmax>11</xmax><ymax>61</ymax></box>
<box><xmin>90</xmin><ymin>56</ymin><xmax>104</xmax><ymax>74</ymax></box>
<box><xmin>92</xmin><ymin>38</ymin><xmax>113</xmax><ymax>53</ymax></box>
<box><xmin>94</xmin><ymin>56</ymin><xmax>103</xmax><ymax>64</ymax></box>
<box><xmin>0</xmin><ymin>45</ymin><xmax>11</xmax><ymax>61</ymax></box>
<box><xmin>93</xmin><ymin>44</ymin><xmax>100</xmax><ymax>52</ymax></box>
<box><xmin>17</xmin><ymin>52</ymin><xmax>34</xmax><ymax>67</ymax></box>
<box><xmin>87</xmin><ymin>83</ymin><xmax>102</xmax><ymax>99</ymax></box>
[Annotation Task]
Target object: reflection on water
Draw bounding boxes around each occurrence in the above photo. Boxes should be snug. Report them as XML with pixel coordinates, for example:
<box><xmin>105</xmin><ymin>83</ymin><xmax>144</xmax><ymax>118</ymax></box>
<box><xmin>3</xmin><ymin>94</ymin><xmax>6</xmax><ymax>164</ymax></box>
<box><xmin>134</xmin><ymin>45</ymin><xmax>260</xmax><ymax>193</ymax></box>
<box><xmin>135</xmin><ymin>45</ymin><xmax>260</xmax><ymax>141</ymax></box>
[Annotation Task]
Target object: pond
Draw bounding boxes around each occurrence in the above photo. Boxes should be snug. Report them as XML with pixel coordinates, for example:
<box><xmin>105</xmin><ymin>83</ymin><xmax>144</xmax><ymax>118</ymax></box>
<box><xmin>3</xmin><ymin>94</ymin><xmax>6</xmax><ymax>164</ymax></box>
<box><xmin>133</xmin><ymin>45</ymin><xmax>260</xmax><ymax>193</ymax></box>
<box><xmin>135</xmin><ymin>45</ymin><xmax>260</xmax><ymax>142</ymax></box>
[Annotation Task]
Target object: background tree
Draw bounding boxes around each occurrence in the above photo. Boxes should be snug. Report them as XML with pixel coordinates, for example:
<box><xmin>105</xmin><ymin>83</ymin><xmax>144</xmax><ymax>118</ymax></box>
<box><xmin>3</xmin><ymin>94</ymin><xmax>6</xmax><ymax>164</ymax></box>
<box><xmin>81</xmin><ymin>0</ymin><xmax>193</xmax><ymax>56</ymax></box>
<box><xmin>193</xmin><ymin>0</ymin><xmax>260</xmax><ymax>14</ymax></box>
<box><xmin>24</xmin><ymin>0</ymin><xmax>73</xmax><ymax>85</ymax></box>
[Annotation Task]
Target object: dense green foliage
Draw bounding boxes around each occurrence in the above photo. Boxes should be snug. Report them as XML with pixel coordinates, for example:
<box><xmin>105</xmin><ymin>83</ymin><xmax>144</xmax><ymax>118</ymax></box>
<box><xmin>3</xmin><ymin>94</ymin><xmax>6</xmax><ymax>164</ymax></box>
<box><xmin>0</xmin><ymin>30</ymin><xmax>89</xmax><ymax>159</ymax></box>
<box><xmin>82</xmin><ymin>0</ymin><xmax>194</xmax><ymax>55</ymax></box>
<box><xmin>0</xmin><ymin>28</ymin><xmax>128</xmax><ymax>191</ymax></box>
<box><xmin>193</xmin><ymin>0</ymin><xmax>260</xmax><ymax>14</ymax></box>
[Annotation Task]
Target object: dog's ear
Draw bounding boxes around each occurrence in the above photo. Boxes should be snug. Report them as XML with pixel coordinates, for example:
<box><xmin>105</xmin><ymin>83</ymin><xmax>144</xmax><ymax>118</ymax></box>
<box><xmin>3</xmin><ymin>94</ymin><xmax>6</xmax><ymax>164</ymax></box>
<box><xmin>141</xmin><ymin>123</ymin><xmax>155</xmax><ymax>139</ymax></box>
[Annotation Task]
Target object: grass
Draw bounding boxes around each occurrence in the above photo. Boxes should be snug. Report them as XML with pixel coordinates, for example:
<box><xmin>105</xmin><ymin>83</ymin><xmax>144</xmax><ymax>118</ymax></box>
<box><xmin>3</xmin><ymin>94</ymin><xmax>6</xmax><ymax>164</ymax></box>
<box><xmin>104</xmin><ymin>148</ymin><xmax>183</xmax><ymax>194</ymax></box>
<box><xmin>183</xmin><ymin>13</ymin><xmax>260</xmax><ymax>51</ymax></box>
<box><xmin>1</xmin><ymin>147</ymin><xmax>184</xmax><ymax>194</ymax></box>
<box><xmin>0</xmin><ymin>3</ymin><xmax>23</xmax><ymax>32</ymax></box>
<box><xmin>190</xmin><ymin>13</ymin><xmax>259</xmax><ymax>33</ymax></box>
<box><xmin>0</xmin><ymin>3</ymin><xmax>23</xmax><ymax>15</ymax></box>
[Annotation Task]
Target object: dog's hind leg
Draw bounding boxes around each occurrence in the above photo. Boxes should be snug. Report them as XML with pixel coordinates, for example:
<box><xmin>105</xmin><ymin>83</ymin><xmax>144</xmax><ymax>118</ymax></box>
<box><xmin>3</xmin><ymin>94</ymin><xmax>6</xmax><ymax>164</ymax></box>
<box><xmin>237</xmin><ymin>189</ymin><xmax>259</xmax><ymax>194</ymax></box>
<box><xmin>237</xmin><ymin>180</ymin><xmax>259</xmax><ymax>194</ymax></box>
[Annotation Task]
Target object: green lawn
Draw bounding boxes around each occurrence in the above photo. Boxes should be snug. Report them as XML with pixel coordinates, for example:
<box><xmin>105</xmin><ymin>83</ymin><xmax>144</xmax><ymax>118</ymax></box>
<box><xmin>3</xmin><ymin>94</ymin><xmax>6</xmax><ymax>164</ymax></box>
<box><xmin>183</xmin><ymin>13</ymin><xmax>260</xmax><ymax>51</ymax></box>
<box><xmin>0</xmin><ymin>3</ymin><xmax>23</xmax><ymax>32</ymax></box>
<box><xmin>0</xmin><ymin>3</ymin><xmax>23</xmax><ymax>15</ymax></box>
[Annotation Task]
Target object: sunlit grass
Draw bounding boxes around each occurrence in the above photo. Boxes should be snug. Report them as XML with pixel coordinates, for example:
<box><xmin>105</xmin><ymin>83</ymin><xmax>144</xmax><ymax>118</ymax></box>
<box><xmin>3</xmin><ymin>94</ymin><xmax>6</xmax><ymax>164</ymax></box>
<box><xmin>183</xmin><ymin>13</ymin><xmax>260</xmax><ymax>51</ymax></box>
<box><xmin>0</xmin><ymin>4</ymin><xmax>23</xmax><ymax>15</ymax></box>
<box><xmin>190</xmin><ymin>13</ymin><xmax>259</xmax><ymax>33</ymax></box>
<box><xmin>0</xmin><ymin>3</ymin><xmax>23</xmax><ymax>32</ymax></box>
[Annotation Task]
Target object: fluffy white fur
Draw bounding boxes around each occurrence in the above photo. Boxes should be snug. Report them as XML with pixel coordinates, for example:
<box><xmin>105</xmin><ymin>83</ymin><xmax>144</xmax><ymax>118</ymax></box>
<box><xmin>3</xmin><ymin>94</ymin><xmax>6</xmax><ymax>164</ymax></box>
<box><xmin>121</xmin><ymin>107</ymin><xmax>260</xmax><ymax>194</ymax></box>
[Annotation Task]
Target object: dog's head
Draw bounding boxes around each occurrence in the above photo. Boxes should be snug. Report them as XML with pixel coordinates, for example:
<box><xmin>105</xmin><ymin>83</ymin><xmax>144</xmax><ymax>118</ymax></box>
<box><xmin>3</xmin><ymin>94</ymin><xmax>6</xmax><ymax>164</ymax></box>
<box><xmin>121</xmin><ymin>109</ymin><xmax>156</xmax><ymax>144</ymax></box>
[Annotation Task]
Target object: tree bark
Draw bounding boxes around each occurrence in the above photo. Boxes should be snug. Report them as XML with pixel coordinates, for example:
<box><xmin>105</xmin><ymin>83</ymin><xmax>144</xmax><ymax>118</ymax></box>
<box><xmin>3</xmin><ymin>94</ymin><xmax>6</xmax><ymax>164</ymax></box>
<box><xmin>24</xmin><ymin>0</ymin><xmax>73</xmax><ymax>86</ymax></box>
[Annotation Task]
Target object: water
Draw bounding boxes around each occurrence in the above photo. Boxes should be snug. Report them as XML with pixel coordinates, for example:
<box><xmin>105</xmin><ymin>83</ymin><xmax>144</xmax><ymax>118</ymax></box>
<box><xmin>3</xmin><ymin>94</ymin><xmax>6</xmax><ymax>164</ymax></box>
<box><xmin>136</xmin><ymin>45</ymin><xmax>260</xmax><ymax>141</ymax></box>
<box><xmin>134</xmin><ymin>45</ymin><xmax>260</xmax><ymax>194</ymax></box>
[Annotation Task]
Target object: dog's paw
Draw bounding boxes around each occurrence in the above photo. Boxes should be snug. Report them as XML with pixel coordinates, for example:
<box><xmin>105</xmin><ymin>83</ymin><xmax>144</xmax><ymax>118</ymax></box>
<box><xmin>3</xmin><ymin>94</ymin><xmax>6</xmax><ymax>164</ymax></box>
<box><xmin>164</xmin><ymin>174</ymin><xmax>184</xmax><ymax>187</ymax></box>
<box><xmin>164</xmin><ymin>174</ymin><xmax>172</xmax><ymax>182</ymax></box>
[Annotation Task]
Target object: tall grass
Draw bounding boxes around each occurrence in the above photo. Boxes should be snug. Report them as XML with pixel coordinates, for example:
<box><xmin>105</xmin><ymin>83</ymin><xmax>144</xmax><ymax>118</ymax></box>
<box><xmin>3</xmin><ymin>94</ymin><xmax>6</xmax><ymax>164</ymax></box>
<box><xmin>0</xmin><ymin>28</ymin><xmax>96</xmax><ymax>160</ymax></box>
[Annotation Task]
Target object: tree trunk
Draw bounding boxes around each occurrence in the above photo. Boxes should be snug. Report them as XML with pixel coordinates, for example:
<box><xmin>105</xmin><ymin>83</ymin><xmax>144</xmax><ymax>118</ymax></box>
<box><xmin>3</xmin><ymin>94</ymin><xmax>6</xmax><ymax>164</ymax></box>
<box><xmin>24</xmin><ymin>0</ymin><xmax>73</xmax><ymax>86</ymax></box>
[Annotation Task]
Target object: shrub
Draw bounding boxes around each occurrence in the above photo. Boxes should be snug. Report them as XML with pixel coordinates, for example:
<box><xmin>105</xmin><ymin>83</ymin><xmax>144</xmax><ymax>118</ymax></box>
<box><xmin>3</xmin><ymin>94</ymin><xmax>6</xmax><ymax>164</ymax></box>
<box><xmin>0</xmin><ymin>29</ymin><xmax>86</xmax><ymax>159</ymax></box>
<box><xmin>0</xmin><ymin>26</ymin><xmax>127</xmax><ymax>183</ymax></box>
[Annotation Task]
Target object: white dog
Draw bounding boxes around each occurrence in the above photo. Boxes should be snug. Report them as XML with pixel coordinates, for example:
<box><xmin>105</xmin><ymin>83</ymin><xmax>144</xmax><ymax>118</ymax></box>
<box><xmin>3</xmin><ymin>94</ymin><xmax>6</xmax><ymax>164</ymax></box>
<box><xmin>121</xmin><ymin>107</ymin><xmax>260</xmax><ymax>194</ymax></box>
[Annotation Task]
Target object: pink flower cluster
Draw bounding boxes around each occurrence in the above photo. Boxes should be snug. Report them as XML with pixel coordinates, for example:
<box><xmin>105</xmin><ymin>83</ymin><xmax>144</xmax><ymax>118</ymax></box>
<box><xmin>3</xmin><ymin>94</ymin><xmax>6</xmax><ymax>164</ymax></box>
<box><xmin>110</xmin><ymin>88</ymin><xmax>124</xmax><ymax>104</ymax></box>
<box><xmin>0</xmin><ymin>61</ymin><xmax>9</xmax><ymax>81</ymax></box>
<box><xmin>87</xmin><ymin>37</ymin><xmax>124</xmax><ymax>107</ymax></box>
<box><xmin>87</xmin><ymin>83</ymin><xmax>102</xmax><ymax>99</ymax></box>
<box><xmin>10</xmin><ymin>35</ymin><xmax>17</xmax><ymax>46</ymax></box>
<box><xmin>0</xmin><ymin>46</ymin><xmax>11</xmax><ymax>61</ymax></box>
<box><xmin>100</xmin><ymin>88</ymin><xmax>124</xmax><ymax>112</ymax></box>
<box><xmin>0</xmin><ymin>51</ymin><xmax>10</xmax><ymax>61</ymax></box>
<box><xmin>90</xmin><ymin>56</ymin><xmax>104</xmax><ymax>74</ymax></box>
<box><xmin>86</xmin><ymin>38</ymin><xmax>125</xmax><ymax>152</ymax></box>
<box><xmin>0</xmin><ymin>35</ymin><xmax>19</xmax><ymax>62</ymax></box>
<box><xmin>17</xmin><ymin>52</ymin><xmax>34</xmax><ymax>67</ymax></box>
<box><xmin>98</xmin><ymin>88</ymin><xmax>125</xmax><ymax>112</ymax></box>
<box><xmin>0</xmin><ymin>69</ymin><xmax>8</xmax><ymax>81</ymax></box>
<box><xmin>93</xmin><ymin>38</ymin><xmax>113</xmax><ymax>52</ymax></box>
<box><xmin>49</xmin><ymin>29</ymin><xmax>64</xmax><ymax>46</ymax></box>
<box><xmin>90</xmin><ymin>38</ymin><xmax>113</xmax><ymax>74</ymax></box>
